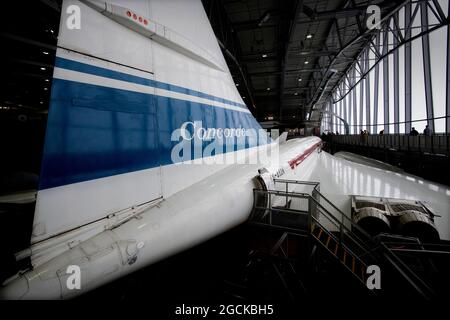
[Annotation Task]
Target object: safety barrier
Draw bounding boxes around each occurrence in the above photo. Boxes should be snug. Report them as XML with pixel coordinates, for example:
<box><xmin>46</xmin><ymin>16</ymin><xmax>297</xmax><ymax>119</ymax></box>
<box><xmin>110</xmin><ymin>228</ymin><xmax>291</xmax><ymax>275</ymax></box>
<box><xmin>327</xmin><ymin>133</ymin><xmax>450</xmax><ymax>155</ymax></box>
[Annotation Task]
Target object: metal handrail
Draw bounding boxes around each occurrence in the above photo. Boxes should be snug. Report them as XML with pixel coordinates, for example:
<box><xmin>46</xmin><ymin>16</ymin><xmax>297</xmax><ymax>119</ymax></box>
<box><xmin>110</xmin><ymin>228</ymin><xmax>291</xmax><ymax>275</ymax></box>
<box><xmin>274</xmin><ymin>179</ymin><xmax>373</xmax><ymax>241</ymax></box>
<box><xmin>252</xmin><ymin>179</ymin><xmax>437</xmax><ymax>299</ymax></box>
<box><xmin>310</xmin><ymin>194</ymin><xmax>372</xmax><ymax>244</ymax></box>
<box><xmin>327</xmin><ymin>133</ymin><xmax>450</xmax><ymax>156</ymax></box>
<box><xmin>378</xmin><ymin>242</ymin><xmax>436</xmax><ymax>299</ymax></box>
<box><xmin>253</xmin><ymin>187</ymin><xmax>375</xmax><ymax>289</ymax></box>
<box><xmin>269</xmin><ymin>182</ymin><xmax>371</xmax><ymax>251</ymax></box>
<box><xmin>311</xmin><ymin>215</ymin><xmax>371</xmax><ymax>269</ymax></box>
<box><xmin>274</xmin><ymin>179</ymin><xmax>320</xmax><ymax>186</ymax></box>
<box><xmin>312</xmin><ymin>203</ymin><xmax>376</xmax><ymax>261</ymax></box>
<box><xmin>253</xmin><ymin>187</ymin><xmax>374</xmax><ymax>259</ymax></box>
<box><xmin>384</xmin><ymin>242</ymin><xmax>450</xmax><ymax>249</ymax></box>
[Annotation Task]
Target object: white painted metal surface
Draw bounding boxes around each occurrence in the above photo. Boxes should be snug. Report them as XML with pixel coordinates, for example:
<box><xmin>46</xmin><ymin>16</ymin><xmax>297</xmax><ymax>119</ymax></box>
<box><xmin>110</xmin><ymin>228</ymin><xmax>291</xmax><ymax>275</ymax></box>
<box><xmin>334</xmin><ymin>151</ymin><xmax>404</xmax><ymax>173</ymax></box>
<box><xmin>1</xmin><ymin>0</ymin><xmax>449</xmax><ymax>300</ymax></box>
<box><xmin>1</xmin><ymin>137</ymin><xmax>321</xmax><ymax>299</ymax></box>
<box><xmin>33</xmin><ymin>0</ymin><xmax>247</xmax><ymax>244</ymax></box>
<box><xmin>311</xmin><ymin>152</ymin><xmax>450</xmax><ymax>239</ymax></box>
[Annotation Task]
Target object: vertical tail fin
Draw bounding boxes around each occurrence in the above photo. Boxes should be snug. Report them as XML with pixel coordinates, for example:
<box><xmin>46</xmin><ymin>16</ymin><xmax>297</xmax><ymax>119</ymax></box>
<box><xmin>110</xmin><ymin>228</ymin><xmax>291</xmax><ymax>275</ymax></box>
<box><xmin>32</xmin><ymin>0</ymin><xmax>262</xmax><ymax>248</ymax></box>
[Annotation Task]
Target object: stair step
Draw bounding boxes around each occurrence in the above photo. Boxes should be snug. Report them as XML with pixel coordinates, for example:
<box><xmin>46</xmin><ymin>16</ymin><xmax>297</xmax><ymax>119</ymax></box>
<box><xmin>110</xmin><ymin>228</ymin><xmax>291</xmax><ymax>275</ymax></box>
<box><xmin>333</xmin><ymin>242</ymin><xmax>339</xmax><ymax>256</ymax></box>
<box><xmin>314</xmin><ymin>227</ymin><xmax>323</xmax><ymax>240</ymax></box>
<box><xmin>325</xmin><ymin>235</ymin><xmax>331</xmax><ymax>248</ymax></box>
<box><xmin>312</xmin><ymin>225</ymin><xmax>369</xmax><ymax>285</ymax></box>
<box><xmin>342</xmin><ymin>250</ymin><xmax>347</xmax><ymax>265</ymax></box>
<box><xmin>360</xmin><ymin>264</ymin><xmax>366</xmax><ymax>282</ymax></box>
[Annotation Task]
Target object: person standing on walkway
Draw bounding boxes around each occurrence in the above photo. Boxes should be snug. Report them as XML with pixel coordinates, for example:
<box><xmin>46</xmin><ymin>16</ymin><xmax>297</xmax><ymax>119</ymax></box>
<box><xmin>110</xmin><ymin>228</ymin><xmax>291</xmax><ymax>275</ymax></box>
<box><xmin>423</xmin><ymin>125</ymin><xmax>432</xmax><ymax>136</ymax></box>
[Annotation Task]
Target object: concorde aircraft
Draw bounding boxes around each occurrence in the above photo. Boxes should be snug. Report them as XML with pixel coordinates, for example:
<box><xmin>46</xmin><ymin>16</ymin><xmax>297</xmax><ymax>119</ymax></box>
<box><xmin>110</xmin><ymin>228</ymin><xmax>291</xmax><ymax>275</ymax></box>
<box><xmin>1</xmin><ymin>0</ymin><xmax>449</xmax><ymax>299</ymax></box>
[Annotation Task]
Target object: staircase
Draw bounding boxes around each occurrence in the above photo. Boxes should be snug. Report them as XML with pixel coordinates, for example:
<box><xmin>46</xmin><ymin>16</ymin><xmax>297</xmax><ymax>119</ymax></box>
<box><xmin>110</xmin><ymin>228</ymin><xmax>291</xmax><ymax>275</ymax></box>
<box><xmin>250</xmin><ymin>178</ymin><xmax>437</xmax><ymax>299</ymax></box>
<box><xmin>311</xmin><ymin>224</ymin><xmax>367</xmax><ymax>284</ymax></box>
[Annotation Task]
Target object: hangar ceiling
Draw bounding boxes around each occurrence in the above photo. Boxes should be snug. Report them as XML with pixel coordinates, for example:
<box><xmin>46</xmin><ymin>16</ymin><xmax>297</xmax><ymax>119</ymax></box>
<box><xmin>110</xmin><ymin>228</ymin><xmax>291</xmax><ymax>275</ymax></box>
<box><xmin>0</xmin><ymin>0</ymin><xmax>60</xmax><ymax>115</ymax></box>
<box><xmin>0</xmin><ymin>0</ymin><xmax>404</xmax><ymax>131</ymax></box>
<box><xmin>203</xmin><ymin>0</ymin><xmax>404</xmax><ymax>129</ymax></box>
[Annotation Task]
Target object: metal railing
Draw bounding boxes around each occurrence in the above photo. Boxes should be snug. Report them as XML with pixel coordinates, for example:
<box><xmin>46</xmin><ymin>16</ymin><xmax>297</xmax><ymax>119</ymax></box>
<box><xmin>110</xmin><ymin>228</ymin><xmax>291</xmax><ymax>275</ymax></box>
<box><xmin>274</xmin><ymin>179</ymin><xmax>374</xmax><ymax>247</ymax></box>
<box><xmin>253</xmin><ymin>179</ymin><xmax>377</xmax><ymax>279</ymax></box>
<box><xmin>327</xmin><ymin>133</ymin><xmax>450</xmax><ymax>155</ymax></box>
<box><xmin>251</xmin><ymin>179</ymin><xmax>437</xmax><ymax>299</ymax></box>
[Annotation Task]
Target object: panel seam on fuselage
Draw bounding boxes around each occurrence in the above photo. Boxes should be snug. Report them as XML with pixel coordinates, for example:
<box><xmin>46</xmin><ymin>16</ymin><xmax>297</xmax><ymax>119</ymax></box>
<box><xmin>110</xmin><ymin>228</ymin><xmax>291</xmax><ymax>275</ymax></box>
<box><xmin>53</xmin><ymin>68</ymin><xmax>251</xmax><ymax>114</ymax></box>
<box><xmin>54</xmin><ymin>56</ymin><xmax>248</xmax><ymax>111</ymax></box>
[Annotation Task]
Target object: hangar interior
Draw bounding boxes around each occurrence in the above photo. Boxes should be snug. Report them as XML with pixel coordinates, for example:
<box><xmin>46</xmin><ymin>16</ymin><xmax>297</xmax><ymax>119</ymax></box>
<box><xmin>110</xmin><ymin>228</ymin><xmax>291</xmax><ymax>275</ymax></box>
<box><xmin>0</xmin><ymin>0</ymin><xmax>450</xmax><ymax>303</ymax></box>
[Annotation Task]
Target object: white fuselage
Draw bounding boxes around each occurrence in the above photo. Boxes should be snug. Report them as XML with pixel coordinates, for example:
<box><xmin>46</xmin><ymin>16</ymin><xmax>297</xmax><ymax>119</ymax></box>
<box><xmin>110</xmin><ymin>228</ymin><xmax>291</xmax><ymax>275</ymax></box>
<box><xmin>1</xmin><ymin>137</ymin><xmax>322</xmax><ymax>299</ymax></box>
<box><xmin>2</xmin><ymin>0</ymin><xmax>449</xmax><ymax>300</ymax></box>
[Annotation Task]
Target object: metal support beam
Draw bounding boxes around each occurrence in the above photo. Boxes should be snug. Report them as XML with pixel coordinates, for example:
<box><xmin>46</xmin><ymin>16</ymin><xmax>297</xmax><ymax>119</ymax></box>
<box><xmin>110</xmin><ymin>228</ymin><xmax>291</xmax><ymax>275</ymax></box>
<box><xmin>393</xmin><ymin>12</ymin><xmax>400</xmax><ymax>134</ymax></box>
<box><xmin>332</xmin><ymin>21</ymin><xmax>448</xmax><ymax>103</ymax></box>
<box><xmin>320</xmin><ymin>109</ymin><xmax>349</xmax><ymax>134</ymax></box>
<box><xmin>383</xmin><ymin>25</ymin><xmax>390</xmax><ymax>133</ymax></box>
<box><xmin>405</xmin><ymin>2</ymin><xmax>412</xmax><ymax>133</ymax></box>
<box><xmin>218</xmin><ymin>39</ymin><xmax>256</xmax><ymax>109</ymax></box>
<box><xmin>340</xmin><ymin>86</ymin><xmax>343</xmax><ymax>133</ymax></box>
<box><xmin>352</xmin><ymin>67</ymin><xmax>357</xmax><ymax>134</ymax></box>
<box><xmin>421</xmin><ymin>1</ymin><xmax>435</xmax><ymax>132</ymax></box>
<box><xmin>348</xmin><ymin>78</ymin><xmax>352</xmax><ymax>133</ymax></box>
<box><xmin>343</xmin><ymin>82</ymin><xmax>347</xmax><ymax>131</ymax></box>
<box><xmin>334</xmin><ymin>97</ymin><xmax>337</xmax><ymax>133</ymax></box>
<box><xmin>328</xmin><ymin>98</ymin><xmax>333</xmax><ymax>131</ymax></box>
<box><xmin>40</xmin><ymin>0</ymin><xmax>61</xmax><ymax>12</ymax></box>
<box><xmin>359</xmin><ymin>50</ymin><xmax>365</xmax><ymax>131</ymax></box>
<box><xmin>207</xmin><ymin>0</ymin><xmax>257</xmax><ymax>111</ymax></box>
<box><xmin>0</xmin><ymin>32</ymin><xmax>56</xmax><ymax>51</ymax></box>
<box><xmin>365</xmin><ymin>48</ymin><xmax>371</xmax><ymax>132</ymax></box>
<box><xmin>309</xmin><ymin>0</ymin><xmax>410</xmax><ymax>112</ymax></box>
<box><xmin>374</xmin><ymin>34</ymin><xmax>380</xmax><ymax>133</ymax></box>
<box><xmin>280</xmin><ymin>0</ymin><xmax>303</xmax><ymax>122</ymax></box>
<box><xmin>447</xmin><ymin>2</ymin><xmax>450</xmax><ymax>133</ymax></box>
<box><xmin>330</xmin><ymin>1</ymin><xmax>450</xmax><ymax>134</ymax></box>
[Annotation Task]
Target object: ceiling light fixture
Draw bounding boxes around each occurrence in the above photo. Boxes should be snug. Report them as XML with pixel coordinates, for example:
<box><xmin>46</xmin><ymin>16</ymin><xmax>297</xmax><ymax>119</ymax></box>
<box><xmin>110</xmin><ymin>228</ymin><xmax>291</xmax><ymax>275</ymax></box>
<box><xmin>262</xmin><ymin>54</ymin><xmax>268</xmax><ymax>58</ymax></box>
<box><xmin>306</xmin><ymin>34</ymin><xmax>313</xmax><ymax>39</ymax></box>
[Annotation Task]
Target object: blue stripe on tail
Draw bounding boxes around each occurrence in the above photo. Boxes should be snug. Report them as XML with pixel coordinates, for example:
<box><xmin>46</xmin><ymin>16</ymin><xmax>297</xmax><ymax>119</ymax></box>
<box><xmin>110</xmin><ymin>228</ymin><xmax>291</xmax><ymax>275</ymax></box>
<box><xmin>55</xmin><ymin>57</ymin><xmax>247</xmax><ymax>109</ymax></box>
<box><xmin>40</xmin><ymin>78</ymin><xmax>264</xmax><ymax>190</ymax></box>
